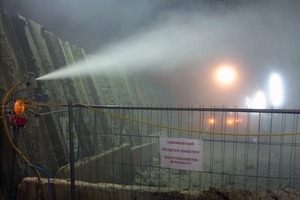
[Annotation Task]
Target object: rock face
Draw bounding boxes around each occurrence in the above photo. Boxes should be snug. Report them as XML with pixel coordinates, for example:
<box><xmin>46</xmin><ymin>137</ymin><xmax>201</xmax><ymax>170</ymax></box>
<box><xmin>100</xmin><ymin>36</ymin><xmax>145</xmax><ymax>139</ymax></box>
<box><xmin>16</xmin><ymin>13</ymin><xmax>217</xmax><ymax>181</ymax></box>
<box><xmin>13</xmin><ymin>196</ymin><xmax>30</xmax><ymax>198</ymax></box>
<box><xmin>56</xmin><ymin>144</ymin><xmax>133</xmax><ymax>184</ymax></box>
<box><xmin>0</xmin><ymin>10</ymin><xmax>172</xmax><ymax>198</ymax></box>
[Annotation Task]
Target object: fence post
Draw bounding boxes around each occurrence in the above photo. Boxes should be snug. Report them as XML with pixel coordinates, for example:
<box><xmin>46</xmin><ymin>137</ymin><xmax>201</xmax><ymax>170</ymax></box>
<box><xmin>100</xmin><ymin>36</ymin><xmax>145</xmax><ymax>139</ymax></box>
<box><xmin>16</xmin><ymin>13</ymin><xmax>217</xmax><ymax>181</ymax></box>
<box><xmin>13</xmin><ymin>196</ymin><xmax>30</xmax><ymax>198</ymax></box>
<box><xmin>68</xmin><ymin>101</ymin><xmax>75</xmax><ymax>200</ymax></box>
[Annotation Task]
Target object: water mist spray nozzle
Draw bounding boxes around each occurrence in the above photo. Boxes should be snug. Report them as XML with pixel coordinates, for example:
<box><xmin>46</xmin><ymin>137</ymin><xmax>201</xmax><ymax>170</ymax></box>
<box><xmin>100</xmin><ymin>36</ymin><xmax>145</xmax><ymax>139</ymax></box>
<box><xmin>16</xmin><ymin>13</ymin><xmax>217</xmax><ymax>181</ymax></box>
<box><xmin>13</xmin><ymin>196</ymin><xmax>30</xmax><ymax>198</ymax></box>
<box><xmin>24</xmin><ymin>72</ymin><xmax>37</xmax><ymax>90</ymax></box>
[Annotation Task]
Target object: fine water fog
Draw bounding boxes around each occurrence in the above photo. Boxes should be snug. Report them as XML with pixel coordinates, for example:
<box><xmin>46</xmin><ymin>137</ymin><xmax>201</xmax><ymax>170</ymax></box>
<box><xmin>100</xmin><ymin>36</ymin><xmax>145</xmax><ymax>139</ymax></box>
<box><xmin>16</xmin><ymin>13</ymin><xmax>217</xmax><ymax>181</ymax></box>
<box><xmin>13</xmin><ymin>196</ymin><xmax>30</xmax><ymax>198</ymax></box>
<box><xmin>32</xmin><ymin>0</ymin><xmax>300</xmax><ymax>107</ymax></box>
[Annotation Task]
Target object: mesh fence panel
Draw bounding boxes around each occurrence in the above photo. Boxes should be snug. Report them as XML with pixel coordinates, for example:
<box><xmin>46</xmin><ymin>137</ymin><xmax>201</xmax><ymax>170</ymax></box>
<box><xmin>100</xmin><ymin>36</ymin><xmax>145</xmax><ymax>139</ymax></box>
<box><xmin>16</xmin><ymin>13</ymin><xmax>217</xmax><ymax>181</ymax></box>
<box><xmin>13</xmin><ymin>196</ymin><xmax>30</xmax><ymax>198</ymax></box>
<box><xmin>18</xmin><ymin>105</ymin><xmax>300</xmax><ymax>198</ymax></box>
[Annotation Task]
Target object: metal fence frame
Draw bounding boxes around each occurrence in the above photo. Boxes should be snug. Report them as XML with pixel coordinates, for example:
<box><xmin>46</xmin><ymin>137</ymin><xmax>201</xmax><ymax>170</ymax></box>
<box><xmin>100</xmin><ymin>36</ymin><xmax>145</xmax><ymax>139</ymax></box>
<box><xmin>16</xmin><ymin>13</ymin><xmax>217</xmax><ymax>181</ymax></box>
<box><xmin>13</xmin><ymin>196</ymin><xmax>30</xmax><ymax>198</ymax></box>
<box><xmin>9</xmin><ymin>103</ymin><xmax>300</xmax><ymax>199</ymax></box>
<box><xmin>58</xmin><ymin>104</ymin><xmax>300</xmax><ymax>199</ymax></box>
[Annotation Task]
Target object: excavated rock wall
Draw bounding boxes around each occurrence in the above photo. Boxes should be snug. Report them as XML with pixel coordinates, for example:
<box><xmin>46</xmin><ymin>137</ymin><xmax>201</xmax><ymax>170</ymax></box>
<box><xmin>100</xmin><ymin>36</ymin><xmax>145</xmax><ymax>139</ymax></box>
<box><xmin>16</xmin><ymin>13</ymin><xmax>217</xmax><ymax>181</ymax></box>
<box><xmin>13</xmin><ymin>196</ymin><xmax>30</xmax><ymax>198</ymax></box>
<box><xmin>0</xmin><ymin>10</ymin><xmax>171</xmax><ymax>199</ymax></box>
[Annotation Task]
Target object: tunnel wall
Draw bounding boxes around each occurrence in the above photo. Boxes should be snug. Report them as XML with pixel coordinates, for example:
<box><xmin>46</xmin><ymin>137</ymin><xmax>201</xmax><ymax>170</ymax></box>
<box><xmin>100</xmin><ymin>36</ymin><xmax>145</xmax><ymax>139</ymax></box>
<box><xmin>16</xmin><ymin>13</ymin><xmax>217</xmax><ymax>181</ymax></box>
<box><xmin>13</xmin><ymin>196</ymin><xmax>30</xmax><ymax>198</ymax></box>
<box><xmin>0</xmin><ymin>10</ymin><xmax>172</xmax><ymax>198</ymax></box>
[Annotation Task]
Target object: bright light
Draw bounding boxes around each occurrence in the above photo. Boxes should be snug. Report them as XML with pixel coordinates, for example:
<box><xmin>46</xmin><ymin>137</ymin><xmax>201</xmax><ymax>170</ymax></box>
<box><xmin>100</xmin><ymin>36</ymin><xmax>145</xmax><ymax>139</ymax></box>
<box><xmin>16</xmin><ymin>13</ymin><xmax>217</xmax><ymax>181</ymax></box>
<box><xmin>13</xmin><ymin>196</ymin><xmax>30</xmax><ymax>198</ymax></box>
<box><xmin>245</xmin><ymin>97</ymin><xmax>251</xmax><ymax>108</ymax></box>
<box><xmin>236</xmin><ymin>119</ymin><xmax>242</xmax><ymax>123</ymax></box>
<box><xmin>209</xmin><ymin>118</ymin><xmax>215</xmax><ymax>124</ymax></box>
<box><xmin>227</xmin><ymin>119</ymin><xmax>233</xmax><ymax>125</ymax></box>
<box><xmin>216</xmin><ymin>66</ymin><xmax>236</xmax><ymax>85</ymax></box>
<box><xmin>252</xmin><ymin>91</ymin><xmax>266</xmax><ymax>109</ymax></box>
<box><xmin>13</xmin><ymin>99</ymin><xmax>26</xmax><ymax>115</ymax></box>
<box><xmin>269</xmin><ymin>73</ymin><xmax>283</xmax><ymax>106</ymax></box>
<box><xmin>227</xmin><ymin>118</ymin><xmax>241</xmax><ymax>125</ymax></box>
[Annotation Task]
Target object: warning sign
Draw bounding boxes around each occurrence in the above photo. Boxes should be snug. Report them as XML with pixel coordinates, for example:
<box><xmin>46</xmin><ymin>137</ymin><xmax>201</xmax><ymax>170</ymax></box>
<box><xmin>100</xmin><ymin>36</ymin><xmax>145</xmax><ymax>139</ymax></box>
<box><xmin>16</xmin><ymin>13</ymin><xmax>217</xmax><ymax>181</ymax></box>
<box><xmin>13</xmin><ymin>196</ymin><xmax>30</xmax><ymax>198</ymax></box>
<box><xmin>159</xmin><ymin>138</ymin><xmax>203</xmax><ymax>171</ymax></box>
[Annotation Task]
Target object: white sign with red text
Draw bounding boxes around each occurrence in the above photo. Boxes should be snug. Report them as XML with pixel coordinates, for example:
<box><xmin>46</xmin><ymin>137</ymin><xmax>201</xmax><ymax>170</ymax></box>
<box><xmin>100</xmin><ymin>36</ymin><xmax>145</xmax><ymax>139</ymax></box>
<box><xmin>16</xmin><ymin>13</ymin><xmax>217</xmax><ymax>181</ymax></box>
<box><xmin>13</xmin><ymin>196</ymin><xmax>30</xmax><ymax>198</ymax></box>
<box><xmin>159</xmin><ymin>138</ymin><xmax>203</xmax><ymax>171</ymax></box>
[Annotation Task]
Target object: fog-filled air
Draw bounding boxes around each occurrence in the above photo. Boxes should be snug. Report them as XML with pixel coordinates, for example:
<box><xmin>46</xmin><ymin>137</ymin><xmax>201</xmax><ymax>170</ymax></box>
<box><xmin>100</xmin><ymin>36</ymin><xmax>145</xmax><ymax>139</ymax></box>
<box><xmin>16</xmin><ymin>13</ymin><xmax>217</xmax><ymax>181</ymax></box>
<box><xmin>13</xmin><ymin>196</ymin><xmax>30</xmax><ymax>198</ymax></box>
<box><xmin>3</xmin><ymin>0</ymin><xmax>300</xmax><ymax>107</ymax></box>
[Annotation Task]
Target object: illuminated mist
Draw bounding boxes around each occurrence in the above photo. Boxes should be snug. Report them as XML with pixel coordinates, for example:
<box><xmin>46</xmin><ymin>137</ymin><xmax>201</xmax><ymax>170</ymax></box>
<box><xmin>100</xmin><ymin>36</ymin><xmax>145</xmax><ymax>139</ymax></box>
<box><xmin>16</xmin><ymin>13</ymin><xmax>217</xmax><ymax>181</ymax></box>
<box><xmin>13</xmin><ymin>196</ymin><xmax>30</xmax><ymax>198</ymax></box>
<box><xmin>29</xmin><ymin>0</ymin><xmax>300</xmax><ymax>106</ymax></box>
<box><xmin>36</xmin><ymin>15</ymin><xmax>235</xmax><ymax>81</ymax></box>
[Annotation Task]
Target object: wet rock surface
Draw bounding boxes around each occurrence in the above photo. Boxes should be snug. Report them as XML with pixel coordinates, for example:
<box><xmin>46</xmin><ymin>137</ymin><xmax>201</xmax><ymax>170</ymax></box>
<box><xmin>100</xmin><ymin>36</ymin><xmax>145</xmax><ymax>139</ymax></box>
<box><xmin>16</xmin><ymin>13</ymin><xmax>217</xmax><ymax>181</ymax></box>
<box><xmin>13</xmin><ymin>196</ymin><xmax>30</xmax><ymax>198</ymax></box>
<box><xmin>0</xmin><ymin>9</ymin><xmax>172</xmax><ymax>198</ymax></box>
